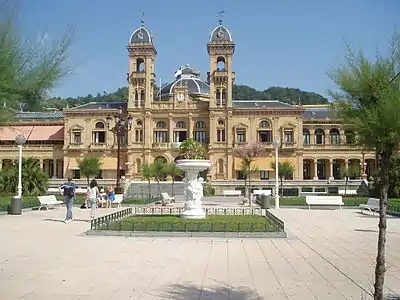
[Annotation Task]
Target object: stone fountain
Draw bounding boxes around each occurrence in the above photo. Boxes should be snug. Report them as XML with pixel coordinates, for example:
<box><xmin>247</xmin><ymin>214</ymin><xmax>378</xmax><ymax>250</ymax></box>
<box><xmin>175</xmin><ymin>159</ymin><xmax>211</xmax><ymax>219</ymax></box>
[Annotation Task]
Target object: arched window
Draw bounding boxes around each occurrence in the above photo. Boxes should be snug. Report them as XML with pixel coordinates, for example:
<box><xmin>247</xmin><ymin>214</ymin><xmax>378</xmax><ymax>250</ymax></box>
<box><xmin>136</xmin><ymin>120</ymin><xmax>142</xmax><ymax>127</ymax></box>
<box><xmin>218</xmin><ymin>158</ymin><xmax>224</xmax><ymax>174</ymax></box>
<box><xmin>315</xmin><ymin>128</ymin><xmax>325</xmax><ymax>145</ymax></box>
<box><xmin>136</xmin><ymin>58</ymin><xmax>145</xmax><ymax>72</ymax></box>
<box><xmin>156</xmin><ymin>121</ymin><xmax>166</xmax><ymax>129</ymax></box>
<box><xmin>196</xmin><ymin>121</ymin><xmax>206</xmax><ymax>129</ymax></box>
<box><xmin>175</xmin><ymin>121</ymin><xmax>186</xmax><ymax>128</ymax></box>
<box><xmin>217</xmin><ymin>120</ymin><xmax>225</xmax><ymax>142</ymax></box>
<box><xmin>303</xmin><ymin>129</ymin><xmax>310</xmax><ymax>145</ymax></box>
<box><xmin>92</xmin><ymin>121</ymin><xmax>106</xmax><ymax>144</ymax></box>
<box><xmin>258</xmin><ymin>120</ymin><xmax>272</xmax><ymax>143</ymax></box>
<box><xmin>194</xmin><ymin>120</ymin><xmax>207</xmax><ymax>143</ymax></box>
<box><xmin>154</xmin><ymin>121</ymin><xmax>168</xmax><ymax>142</ymax></box>
<box><xmin>135</xmin><ymin>120</ymin><xmax>143</xmax><ymax>142</ymax></box>
<box><xmin>217</xmin><ymin>56</ymin><xmax>226</xmax><ymax>70</ymax></box>
<box><xmin>329</xmin><ymin>128</ymin><xmax>340</xmax><ymax>144</ymax></box>
<box><xmin>345</xmin><ymin>130</ymin><xmax>355</xmax><ymax>144</ymax></box>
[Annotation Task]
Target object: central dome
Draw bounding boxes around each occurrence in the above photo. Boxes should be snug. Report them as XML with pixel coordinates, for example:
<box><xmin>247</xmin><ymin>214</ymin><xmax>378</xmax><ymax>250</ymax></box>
<box><xmin>157</xmin><ymin>65</ymin><xmax>210</xmax><ymax>99</ymax></box>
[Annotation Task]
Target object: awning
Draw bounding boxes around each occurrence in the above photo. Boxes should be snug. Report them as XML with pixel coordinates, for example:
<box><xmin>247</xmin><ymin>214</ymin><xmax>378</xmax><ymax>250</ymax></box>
<box><xmin>0</xmin><ymin>125</ymin><xmax>64</xmax><ymax>141</ymax></box>
<box><xmin>234</xmin><ymin>157</ymin><xmax>297</xmax><ymax>171</ymax></box>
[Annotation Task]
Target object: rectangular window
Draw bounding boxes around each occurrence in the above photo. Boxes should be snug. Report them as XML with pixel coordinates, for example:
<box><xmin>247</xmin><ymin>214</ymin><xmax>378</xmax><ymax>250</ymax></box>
<box><xmin>284</xmin><ymin>130</ymin><xmax>294</xmax><ymax>143</ymax></box>
<box><xmin>236</xmin><ymin>171</ymin><xmax>246</xmax><ymax>180</ymax></box>
<box><xmin>258</xmin><ymin>131</ymin><xmax>272</xmax><ymax>143</ymax></box>
<box><xmin>330</xmin><ymin>135</ymin><xmax>340</xmax><ymax>144</ymax></box>
<box><xmin>194</xmin><ymin>131</ymin><xmax>207</xmax><ymax>143</ymax></box>
<box><xmin>236</xmin><ymin>131</ymin><xmax>246</xmax><ymax>143</ymax></box>
<box><xmin>135</xmin><ymin>129</ymin><xmax>143</xmax><ymax>142</ymax></box>
<box><xmin>260</xmin><ymin>170</ymin><xmax>270</xmax><ymax>180</ymax></box>
<box><xmin>154</xmin><ymin>131</ymin><xmax>168</xmax><ymax>143</ymax></box>
<box><xmin>174</xmin><ymin>131</ymin><xmax>187</xmax><ymax>142</ymax></box>
<box><xmin>217</xmin><ymin>129</ymin><xmax>225</xmax><ymax>142</ymax></box>
<box><xmin>72</xmin><ymin>169</ymin><xmax>80</xmax><ymax>179</ymax></box>
<box><xmin>92</xmin><ymin>131</ymin><xmax>105</xmax><ymax>144</ymax></box>
<box><xmin>72</xmin><ymin>131</ymin><xmax>81</xmax><ymax>144</ymax></box>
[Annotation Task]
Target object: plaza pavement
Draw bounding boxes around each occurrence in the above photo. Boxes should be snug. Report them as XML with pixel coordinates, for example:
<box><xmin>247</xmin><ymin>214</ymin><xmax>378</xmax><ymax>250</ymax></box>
<box><xmin>0</xmin><ymin>205</ymin><xmax>399</xmax><ymax>299</ymax></box>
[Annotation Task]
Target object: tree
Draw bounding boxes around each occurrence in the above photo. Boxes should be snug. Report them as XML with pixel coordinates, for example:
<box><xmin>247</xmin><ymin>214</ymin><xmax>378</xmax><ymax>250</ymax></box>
<box><xmin>140</xmin><ymin>162</ymin><xmax>153</xmax><ymax>201</ymax></box>
<box><xmin>239</xmin><ymin>161</ymin><xmax>258</xmax><ymax>205</ymax></box>
<box><xmin>0</xmin><ymin>1</ymin><xmax>74</xmax><ymax>121</ymax></box>
<box><xmin>340</xmin><ymin>165</ymin><xmax>361</xmax><ymax>195</ymax></box>
<box><xmin>0</xmin><ymin>157</ymin><xmax>48</xmax><ymax>196</ymax></box>
<box><xmin>329</xmin><ymin>33</ymin><xmax>400</xmax><ymax>300</ymax></box>
<box><xmin>77</xmin><ymin>157</ymin><xmax>102</xmax><ymax>186</ymax></box>
<box><xmin>233</xmin><ymin>143</ymin><xmax>265</xmax><ymax>202</ymax></box>
<box><xmin>271</xmin><ymin>161</ymin><xmax>295</xmax><ymax>197</ymax></box>
<box><xmin>151</xmin><ymin>159</ymin><xmax>167</xmax><ymax>203</ymax></box>
<box><xmin>178</xmin><ymin>138</ymin><xmax>206</xmax><ymax>159</ymax></box>
<box><xmin>388</xmin><ymin>156</ymin><xmax>400</xmax><ymax>198</ymax></box>
<box><xmin>163</xmin><ymin>162</ymin><xmax>182</xmax><ymax>196</ymax></box>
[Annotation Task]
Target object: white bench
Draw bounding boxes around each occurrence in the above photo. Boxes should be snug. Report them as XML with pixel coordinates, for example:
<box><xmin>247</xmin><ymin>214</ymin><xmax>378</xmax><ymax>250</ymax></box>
<box><xmin>305</xmin><ymin>196</ymin><xmax>344</xmax><ymax>210</ymax></box>
<box><xmin>111</xmin><ymin>194</ymin><xmax>124</xmax><ymax>208</ymax></box>
<box><xmin>252</xmin><ymin>190</ymin><xmax>272</xmax><ymax>196</ymax></box>
<box><xmin>359</xmin><ymin>198</ymin><xmax>380</xmax><ymax>214</ymax></box>
<box><xmin>223</xmin><ymin>190</ymin><xmax>242</xmax><ymax>197</ymax></box>
<box><xmin>161</xmin><ymin>192</ymin><xmax>175</xmax><ymax>205</ymax></box>
<box><xmin>37</xmin><ymin>195</ymin><xmax>63</xmax><ymax>210</ymax></box>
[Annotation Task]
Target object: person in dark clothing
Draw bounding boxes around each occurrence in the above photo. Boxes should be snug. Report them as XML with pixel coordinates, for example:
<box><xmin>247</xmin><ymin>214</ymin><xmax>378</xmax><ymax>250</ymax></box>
<box><xmin>59</xmin><ymin>177</ymin><xmax>76</xmax><ymax>223</ymax></box>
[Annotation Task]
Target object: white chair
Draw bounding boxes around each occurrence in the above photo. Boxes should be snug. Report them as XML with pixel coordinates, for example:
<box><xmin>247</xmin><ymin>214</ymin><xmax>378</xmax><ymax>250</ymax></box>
<box><xmin>37</xmin><ymin>195</ymin><xmax>63</xmax><ymax>210</ymax></box>
<box><xmin>161</xmin><ymin>192</ymin><xmax>175</xmax><ymax>204</ymax></box>
<box><xmin>111</xmin><ymin>194</ymin><xmax>124</xmax><ymax>208</ymax></box>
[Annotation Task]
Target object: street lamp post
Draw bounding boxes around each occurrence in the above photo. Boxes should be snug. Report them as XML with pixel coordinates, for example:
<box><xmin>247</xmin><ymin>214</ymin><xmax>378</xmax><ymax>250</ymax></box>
<box><xmin>272</xmin><ymin>139</ymin><xmax>281</xmax><ymax>209</ymax></box>
<box><xmin>15</xmin><ymin>134</ymin><xmax>26</xmax><ymax>198</ymax></box>
<box><xmin>106</xmin><ymin>109</ymin><xmax>133</xmax><ymax>194</ymax></box>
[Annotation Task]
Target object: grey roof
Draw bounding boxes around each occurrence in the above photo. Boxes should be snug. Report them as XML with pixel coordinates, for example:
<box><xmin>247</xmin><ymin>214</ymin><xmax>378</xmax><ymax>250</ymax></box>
<box><xmin>233</xmin><ymin>100</ymin><xmax>297</xmax><ymax>109</ymax></box>
<box><xmin>157</xmin><ymin>66</ymin><xmax>210</xmax><ymax>98</ymax></box>
<box><xmin>15</xmin><ymin>112</ymin><xmax>64</xmax><ymax>120</ymax></box>
<box><xmin>303</xmin><ymin>107</ymin><xmax>334</xmax><ymax>119</ymax></box>
<box><xmin>210</xmin><ymin>25</ymin><xmax>233</xmax><ymax>43</ymax></box>
<box><xmin>70</xmin><ymin>102</ymin><xmax>127</xmax><ymax>110</ymax></box>
<box><xmin>129</xmin><ymin>26</ymin><xmax>152</xmax><ymax>44</ymax></box>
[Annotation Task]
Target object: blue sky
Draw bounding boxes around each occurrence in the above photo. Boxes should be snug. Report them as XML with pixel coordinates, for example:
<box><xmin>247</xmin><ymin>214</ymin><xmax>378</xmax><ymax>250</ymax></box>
<box><xmin>18</xmin><ymin>0</ymin><xmax>399</xmax><ymax>99</ymax></box>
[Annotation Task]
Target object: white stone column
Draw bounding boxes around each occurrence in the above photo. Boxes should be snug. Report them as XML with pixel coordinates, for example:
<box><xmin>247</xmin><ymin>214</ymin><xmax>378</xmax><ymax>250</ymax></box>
<box><xmin>329</xmin><ymin>159</ymin><xmax>334</xmax><ymax>180</ymax></box>
<box><xmin>313</xmin><ymin>159</ymin><xmax>318</xmax><ymax>180</ymax></box>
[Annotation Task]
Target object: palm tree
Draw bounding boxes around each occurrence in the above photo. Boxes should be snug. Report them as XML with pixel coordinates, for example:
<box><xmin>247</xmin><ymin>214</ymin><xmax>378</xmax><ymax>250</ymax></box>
<box><xmin>0</xmin><ymin>157</ymin><xmax>48</xmax><ymax>196</ymax></box>
<box><xmin>340</xmin><ymin>165</ymin><xmax>360</xmax><ymax>195</ymax></box>
<box><xmin>271</xmin><ymin>161</ymin><xmax>295</xmax><ymax>197</ymax></box>
<box><xmin>151</xmin><ymin>159</ymin><xmax>167</xmax><ymax>204</ymax></box>
<box><xmin>163</xmin><ymin>163</ymin><xmax>182</xmax><ymax>197</ymax></box>
<box><xmin>140</xmin><ymin>163</ymin><xmax>153</xmax><ymax>202</ymax></box>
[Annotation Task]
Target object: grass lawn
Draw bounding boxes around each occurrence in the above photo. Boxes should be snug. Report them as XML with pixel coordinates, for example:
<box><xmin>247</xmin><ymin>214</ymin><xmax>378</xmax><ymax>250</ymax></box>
<box><xmin>0</xmin><ymin>195</ymin><xmax>151</xmax><ymax>211</ymax></box>
<box><xmin>98</xmin><ymin>215</ymin><xmax>278</xmax><ymax>232</ymax></box>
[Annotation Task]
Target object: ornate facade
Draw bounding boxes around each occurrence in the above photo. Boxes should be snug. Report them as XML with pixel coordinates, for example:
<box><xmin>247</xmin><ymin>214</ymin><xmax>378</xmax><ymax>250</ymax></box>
<box><xmin>0</xmin><ymin>20</ymin><xmax>376</xmax><ymax>182</ymax></box>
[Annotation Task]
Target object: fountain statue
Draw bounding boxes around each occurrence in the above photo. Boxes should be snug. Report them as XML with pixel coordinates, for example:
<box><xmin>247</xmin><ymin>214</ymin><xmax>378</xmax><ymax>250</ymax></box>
<box><xmin>176</xmin><ymin>159</ymin><xmax>211</xmax><ymax>219</ymax></box>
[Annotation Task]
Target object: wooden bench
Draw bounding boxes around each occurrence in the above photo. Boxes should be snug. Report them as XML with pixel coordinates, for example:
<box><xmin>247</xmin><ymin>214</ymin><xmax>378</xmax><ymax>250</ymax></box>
<box><xmin>305</xmin><ymin>196</ymin><xmax>344</xmax><ymax>210</ymax></box>
<box><xmin>359</xmin><ymin>198</ymin><xmax>380</xmax><ymax>214</ymax></box>
<box><xmin>37</xmin><ymin>195</ymin><xmax>63</xmax><ymax>211</ymax></box>
<box><xmin>222</xmin><ymin>190</ymin><xmax>242</xmax><ymax>197</ymax></box>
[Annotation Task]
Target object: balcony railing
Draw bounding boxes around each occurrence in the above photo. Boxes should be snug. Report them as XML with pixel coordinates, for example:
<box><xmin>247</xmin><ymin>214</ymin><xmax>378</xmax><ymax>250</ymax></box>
<box><xmin>304</xmin><ymin>143</ymin><xmax>360</xmax><ymax>149</ymax></box>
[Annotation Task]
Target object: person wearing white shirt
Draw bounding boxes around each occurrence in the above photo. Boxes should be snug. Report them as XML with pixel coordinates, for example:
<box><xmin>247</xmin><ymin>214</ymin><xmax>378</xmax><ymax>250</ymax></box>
<box><xmin>88</xmin><ymin>179</ymin><xmax>100</xmax><ymax>219</ymax></box>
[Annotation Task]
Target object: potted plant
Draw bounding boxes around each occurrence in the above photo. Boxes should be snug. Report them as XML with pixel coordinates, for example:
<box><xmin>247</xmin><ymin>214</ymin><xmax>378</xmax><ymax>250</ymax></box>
<box><xmin>175</xmin><ymin>138</ymin><xmax>211</xmax><ymax>219</ymax></box>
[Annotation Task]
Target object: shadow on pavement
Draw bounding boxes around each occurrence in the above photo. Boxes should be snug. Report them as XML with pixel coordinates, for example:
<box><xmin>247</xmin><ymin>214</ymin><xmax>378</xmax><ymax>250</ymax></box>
<box><xmin>157</xmin><ymin>283</ymin><xmax>262</xmax><ymax>300</ymax></box>
<box><xmin>43</xmin><ymin>218</ymin><xmax>90</xmax><ymax>223</ymax></box>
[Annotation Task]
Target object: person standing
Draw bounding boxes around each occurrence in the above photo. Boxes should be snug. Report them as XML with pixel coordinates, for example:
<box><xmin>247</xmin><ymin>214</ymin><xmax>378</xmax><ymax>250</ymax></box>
<box><xmin>88</xmin><ymin>179</ymin><xmax>100</xmax><ymax>219</ymax></box>
<box><xmin>59</xmin><ymin>177</ymin><xmax>76</xmax><ymax>223</ymax></box>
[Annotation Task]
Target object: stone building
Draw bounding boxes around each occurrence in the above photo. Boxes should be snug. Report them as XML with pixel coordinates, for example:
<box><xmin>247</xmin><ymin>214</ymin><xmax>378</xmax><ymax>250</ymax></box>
<box><xmin>0</xmin><ymin>20</ymin><xmax>375</xmax><ymax>183</ymax></box>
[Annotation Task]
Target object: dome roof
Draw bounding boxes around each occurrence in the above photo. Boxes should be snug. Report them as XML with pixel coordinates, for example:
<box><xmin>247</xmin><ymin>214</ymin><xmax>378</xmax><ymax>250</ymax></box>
<box><xmin>157</xmin><ymin>65</ymin><xmax>210</xmax><ymax>98</ymax></box>
<box><xmin>209</xmin><ymin>24</ymin><xmax>233</xmax><ymax>43</ymax></box>
<box><xmin>129</xmin><ymin>26</ymin><xmax>152</xmax><ymax>44</ymax></box>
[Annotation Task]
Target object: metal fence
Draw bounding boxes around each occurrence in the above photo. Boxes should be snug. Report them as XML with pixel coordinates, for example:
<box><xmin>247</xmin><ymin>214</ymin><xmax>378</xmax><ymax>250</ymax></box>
<box><xmin>90</xmin><ymin>207</ymin><xmax>133</xmax><ymax>230</ymax></box>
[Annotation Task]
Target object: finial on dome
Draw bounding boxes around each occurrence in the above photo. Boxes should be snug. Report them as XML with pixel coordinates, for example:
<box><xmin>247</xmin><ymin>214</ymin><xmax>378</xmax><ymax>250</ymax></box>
<box><xmin>218</xmin><ymin>10</ymin><xmax>224</xmax><ymax>25</ymax></box>
<box><xmin>141</xmin><ymin>12</ymin><xmax>145</xmax><ymax>27</ymax></box>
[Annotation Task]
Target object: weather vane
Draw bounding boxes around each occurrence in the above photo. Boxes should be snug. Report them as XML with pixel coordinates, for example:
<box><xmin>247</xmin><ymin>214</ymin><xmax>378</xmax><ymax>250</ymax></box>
<box><xmin>218</xmin><ymin>10</ymin><xmax>225</xmax><ymax>25</ymax></box>
<box><xmin>141</xmin><ymin>12</ymin><xmax>145</xmax><ymax>26</ymax></box>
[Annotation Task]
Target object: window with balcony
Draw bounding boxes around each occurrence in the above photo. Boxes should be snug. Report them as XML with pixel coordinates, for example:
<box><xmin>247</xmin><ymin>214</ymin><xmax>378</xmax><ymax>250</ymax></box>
<box><xmin>314</xmin><ymin>128</ymin><xmax>325</xmax><ymax>145</ymax></box>
<box><xmin>174</xmin><ymin>120</ymin><xmax>187</xmax><ymax>142</ymax></box>
<box><xmin>260</xmin><ymin>170</ymin><xmax>270</xmax><ymax>180</ymax></box>
<box><xmin>284</xmin><ymin>130</ymin><xmax>294</xmax><ymax>143</ymax></box>
<box><xmin>303</xmin><ymin>129</ymin><xmax>310</xmax><ymax>145</ymax></box>
<box><xmin>258</xmin><ymin>120</ymin><xmax>272</xmax><ymax>143</ymax></box>
<box><xmin>154</xmin><ymin>121</ymin><xmax>168</xmax><ymax>143</ymax></box>
<box><xmin>329</xmin><ymin>128</ymin><xmax>340</xmax><ymax>144</ymax></box>
<box><xmin>92</xmin><ymin>122</ymin><xmax>106</xmax><ymax>144</ymax></box>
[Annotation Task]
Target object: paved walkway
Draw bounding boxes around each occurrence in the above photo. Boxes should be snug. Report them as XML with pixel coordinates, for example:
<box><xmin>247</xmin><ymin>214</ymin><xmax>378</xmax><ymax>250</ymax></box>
<box><xmin>0</xmin><ymin>206</ymin><xmax>399</xmax><ymax>299</ymax></box>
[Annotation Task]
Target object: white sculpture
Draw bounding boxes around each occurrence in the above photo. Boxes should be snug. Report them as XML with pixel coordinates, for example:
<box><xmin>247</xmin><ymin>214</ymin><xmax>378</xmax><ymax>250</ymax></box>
<box><xmin>176</xmin><ymin>159</ymin><xmax>211</xmax><ymax>219</ymax></box>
